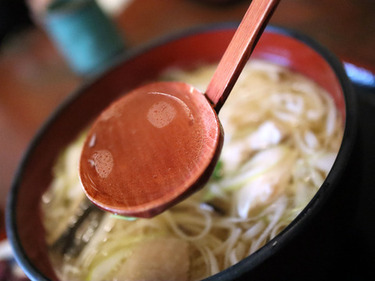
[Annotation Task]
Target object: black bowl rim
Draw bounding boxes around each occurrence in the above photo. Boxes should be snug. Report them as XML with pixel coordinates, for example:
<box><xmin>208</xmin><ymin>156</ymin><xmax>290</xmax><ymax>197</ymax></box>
<box><xmin>5</xmin><ymin>22</ymin><xmax>357</xmax><ymax>281</ymax></box>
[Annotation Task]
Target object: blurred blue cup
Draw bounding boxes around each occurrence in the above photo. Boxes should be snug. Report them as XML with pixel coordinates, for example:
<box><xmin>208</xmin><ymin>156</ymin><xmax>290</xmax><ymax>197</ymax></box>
<box><xmin>44</xmin><ymin>0</ymin><xmax>125</xmax><ymax>76</ymax></box>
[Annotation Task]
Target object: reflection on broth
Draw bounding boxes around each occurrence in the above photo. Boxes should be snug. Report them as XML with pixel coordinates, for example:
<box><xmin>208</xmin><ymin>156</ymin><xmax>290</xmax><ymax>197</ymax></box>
<box><xmin>41</xmin><ymin>60</ymin><xmax>343</xmax><ymax>281</ymax></box>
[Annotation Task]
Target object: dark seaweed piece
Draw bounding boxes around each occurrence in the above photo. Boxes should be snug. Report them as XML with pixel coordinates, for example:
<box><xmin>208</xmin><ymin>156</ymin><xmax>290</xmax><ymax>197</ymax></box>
<box><xmin>51</xmin><ymin>199</ymin><xmax>104</xmax><ymax>258</ymax></box>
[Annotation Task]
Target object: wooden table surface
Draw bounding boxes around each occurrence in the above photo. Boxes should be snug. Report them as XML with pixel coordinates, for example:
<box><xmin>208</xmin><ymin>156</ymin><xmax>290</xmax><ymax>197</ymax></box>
<box><xmin>1</xmin><ymin>0</ymin><xmax>374</xmax><ymax>213</ymax></box>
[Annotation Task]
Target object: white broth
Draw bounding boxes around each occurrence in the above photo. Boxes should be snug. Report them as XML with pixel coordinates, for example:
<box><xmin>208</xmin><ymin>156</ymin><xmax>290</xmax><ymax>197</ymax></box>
<box><xmin>41</xmin><ymin>60</ymin><xmax>343</xmax><ymax>281</ymax></box>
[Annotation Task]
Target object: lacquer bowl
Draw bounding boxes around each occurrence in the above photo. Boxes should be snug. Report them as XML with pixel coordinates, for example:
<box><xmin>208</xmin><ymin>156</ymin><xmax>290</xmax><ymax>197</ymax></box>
<box><xmin>6</xmin><ymin>24</ymin><xmax>357</xmax><ymax>280</ymax></box>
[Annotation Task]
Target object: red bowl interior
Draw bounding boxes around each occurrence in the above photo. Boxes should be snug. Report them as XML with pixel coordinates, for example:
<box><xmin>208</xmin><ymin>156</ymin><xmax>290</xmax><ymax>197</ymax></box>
<box><xmin>8</xmin><ymin>26</ymin><xmax>349</xmax><ymax>280</ymax></box>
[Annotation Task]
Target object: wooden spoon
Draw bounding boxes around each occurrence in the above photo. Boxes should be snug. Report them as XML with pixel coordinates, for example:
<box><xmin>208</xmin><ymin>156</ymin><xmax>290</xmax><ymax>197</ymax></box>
<box><xmin>79</xmin><ymin>0</ymin><xmax>280</xmax><ymax>218</ymax></box>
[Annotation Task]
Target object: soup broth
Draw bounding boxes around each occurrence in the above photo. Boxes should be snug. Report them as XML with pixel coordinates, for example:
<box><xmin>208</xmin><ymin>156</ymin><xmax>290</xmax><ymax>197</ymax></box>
<box><xmin>41</xmin><ymin>60</ymin><xmax>343</xmax><ymax>281</ymax></box>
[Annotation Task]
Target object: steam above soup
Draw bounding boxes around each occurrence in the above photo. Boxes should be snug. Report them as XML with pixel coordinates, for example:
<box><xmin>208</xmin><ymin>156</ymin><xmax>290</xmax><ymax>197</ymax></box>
<box><xmin>41</xmin><ymin>60</ymin><xmax>343</xmax><ymax>280</ymax></box>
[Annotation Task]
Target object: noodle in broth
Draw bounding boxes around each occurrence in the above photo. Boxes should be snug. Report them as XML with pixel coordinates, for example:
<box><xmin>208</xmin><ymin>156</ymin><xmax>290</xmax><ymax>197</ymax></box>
<box><xmin>41</xmin><ymin>60</ymin><xmax>343</xmax><ymax>281</ymax></box>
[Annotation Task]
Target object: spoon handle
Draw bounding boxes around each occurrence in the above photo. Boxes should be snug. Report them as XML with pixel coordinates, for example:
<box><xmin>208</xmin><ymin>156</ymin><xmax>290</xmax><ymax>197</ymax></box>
<box><xmin>205</xmin><ymin>0</ymin><xmax>280</xmax><ymax>112</ymax></box>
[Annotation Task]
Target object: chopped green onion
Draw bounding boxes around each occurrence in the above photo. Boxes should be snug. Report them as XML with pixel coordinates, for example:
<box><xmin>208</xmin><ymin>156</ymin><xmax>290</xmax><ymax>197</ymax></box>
<box><xmin>110</xmin><ymin>214</ymin><xmax>137</xmax><ymax>221</ymax></box>
<box><xmin>212</xmin><ymin>160</ymin><xmax>224</xmax><ymax>180</ymax></box>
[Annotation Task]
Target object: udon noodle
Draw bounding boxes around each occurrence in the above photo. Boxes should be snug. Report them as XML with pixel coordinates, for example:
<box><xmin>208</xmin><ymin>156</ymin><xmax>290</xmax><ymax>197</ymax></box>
<box><xmin>41</xmin><ymin>60</ymin><xmax>343</xmax><ymax>280</ymax></box>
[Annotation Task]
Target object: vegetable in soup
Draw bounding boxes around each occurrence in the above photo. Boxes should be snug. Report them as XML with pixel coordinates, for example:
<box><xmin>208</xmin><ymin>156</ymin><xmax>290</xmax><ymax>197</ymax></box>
<box><xmin>41</xmin><ymin>60</ymin><xmax>343</xmax><ymax>281</ymax></box>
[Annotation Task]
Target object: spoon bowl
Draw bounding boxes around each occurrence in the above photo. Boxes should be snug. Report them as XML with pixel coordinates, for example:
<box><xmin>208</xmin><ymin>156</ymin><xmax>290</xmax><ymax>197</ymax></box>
<box><xmin>80</xmin><ymin>81</ymin><xmax>223</xmax><ymax>217</ymax></box>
